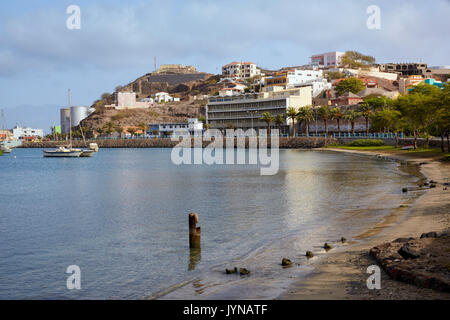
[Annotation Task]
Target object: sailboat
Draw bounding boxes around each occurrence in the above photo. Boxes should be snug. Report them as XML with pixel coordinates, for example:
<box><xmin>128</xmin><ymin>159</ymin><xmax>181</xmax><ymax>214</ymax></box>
<box><xmin>43</xmin><ymin>89</ymin><xmax>83</xmax><ymax>158</ymax></box>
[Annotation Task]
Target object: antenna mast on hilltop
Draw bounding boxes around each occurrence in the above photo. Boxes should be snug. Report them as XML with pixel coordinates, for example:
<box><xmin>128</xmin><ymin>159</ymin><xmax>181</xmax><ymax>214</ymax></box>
<box><xmin>154</xmin><ymin>56</ymin><xmax>157</xmax><ymax>72</ymax></box>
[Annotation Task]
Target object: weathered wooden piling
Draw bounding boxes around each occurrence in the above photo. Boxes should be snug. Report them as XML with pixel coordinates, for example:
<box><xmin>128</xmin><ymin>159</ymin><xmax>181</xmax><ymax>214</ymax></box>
<box><xmin>189</xmin><ymin>212</ymin><xmax>201</xmax><ymax>249</ymax></box>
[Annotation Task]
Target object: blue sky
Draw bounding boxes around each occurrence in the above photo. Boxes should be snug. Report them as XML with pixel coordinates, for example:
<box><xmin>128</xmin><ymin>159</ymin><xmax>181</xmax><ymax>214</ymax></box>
<box><xmin>1</xmin><ymin>0</ymin><xmax>449</xmax><ymax>132</ymax></box>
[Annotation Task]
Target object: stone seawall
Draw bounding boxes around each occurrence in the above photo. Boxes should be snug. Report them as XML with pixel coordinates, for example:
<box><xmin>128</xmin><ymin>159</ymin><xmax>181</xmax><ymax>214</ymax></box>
<box><xmin>20</xmin><ymin>137</ymin><xmax>336</xmax><ymax>149</ymax></box>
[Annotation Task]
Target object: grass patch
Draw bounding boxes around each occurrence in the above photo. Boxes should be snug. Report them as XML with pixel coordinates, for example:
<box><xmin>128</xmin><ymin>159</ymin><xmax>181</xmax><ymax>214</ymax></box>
<box><xmin>443</xmin><ymin>153</ymin><xmax>450</xmax><ymax>161</ymax></box>
<box><xmin>347</xmin><ymin>139</ymin><xmax>385</xmax><ymax>147</ymax></box>
<box><xmin>328</xmin><ymin>145</ymin><xmax>396</xmax><ymax>151</ymax></box>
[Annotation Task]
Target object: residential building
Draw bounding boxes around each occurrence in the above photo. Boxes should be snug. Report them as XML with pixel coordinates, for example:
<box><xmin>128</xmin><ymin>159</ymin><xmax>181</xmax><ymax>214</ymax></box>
<box><xmin>154</xmin><ymin>92</ymin><xmax>180</xmax><ymax>103</ymax></box>
<box><xmin>398</xmin><ymin>75</ymin><xmax>425</xmax><ymax>94</ymax></box>
<box><xmin>0</xmin><ymin>129</ymin><xmax>13</xmax><ymax>140</ymax></box>
<box><xmin>106</xmin><ymin>92</ymin><xmax>153</xmax><ymax>110</ymax></box>
<box><xmin>330</xmin><ymin>92</ymin><xmax>363</xmax><ymax>106</ymax></box>
<box><xmin>219</xmin><ymin>82</ymin><xmax>247</xmax><ymax>97</ymax></box>
<box><xmin>310</xmin><ymin>51</ymin><xmax>345</xmax><ymax>68</ymax></box>
<box><xmin>13</xmin><ymin>125</ymin><xmax>44</xmax><ymax>140</ymax></box>
<box><xmin>264</xmin><ymin>69</ymin><xmax>331</xmax><ymax>97</ymax></box>
<box><xmin>148</xmin><ymin>118</ymin><xmax>203</xmax><ymax>136</ymax></box>
<box><xmin>378</xmin><ymin>63</ymin><xmax>428</xmax><ymax>76</ymax></box>
<box><xmin>222</xmin><ymin>62</ymin><xmax>261</xmax><ymax>80</ymax></box>
<box><xmin>206</xmin><ymin>86</ymin><xmax>312</xmax><ymax>130</ymax></box>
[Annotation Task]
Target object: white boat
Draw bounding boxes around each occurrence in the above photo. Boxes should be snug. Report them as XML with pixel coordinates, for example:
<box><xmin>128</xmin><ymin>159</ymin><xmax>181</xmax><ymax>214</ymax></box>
<box><xmin>43</xmin><ymin>146</ymin><xmax>82</xmax><ymax>157</ymax></box>
<box><xmin>80</xmin><ymin>149</ymin><xmax>95</xmax><ymax>157</ymax></box>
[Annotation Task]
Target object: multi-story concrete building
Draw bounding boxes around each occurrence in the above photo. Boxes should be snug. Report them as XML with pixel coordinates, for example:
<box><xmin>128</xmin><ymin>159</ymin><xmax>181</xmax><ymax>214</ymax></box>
<box><xmin>378</xmin><ymin>63</ymin><xmax>428</xmax><ymax>76</ymax></box>
<box><xmin>264</xmin><ymin>69</ymin><xmax>331</xmax><ymax>97</ymax></box>
<box><xmin>206</xmin><ymin>86</ymin><xmax>312</xmax><ymax>130</ymax></box>
<box><xmin>310</xmin><ymin>51</ymin><xmax>345</xmax><ymax>68</ymax></box>
<box><xmin>222</xmin><ymin>62</ymin><xmax>261</xmax><ymax>80</ymax></box>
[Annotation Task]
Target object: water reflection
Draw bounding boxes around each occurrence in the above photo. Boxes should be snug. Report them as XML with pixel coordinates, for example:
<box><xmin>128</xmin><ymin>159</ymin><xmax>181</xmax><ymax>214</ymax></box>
<box><xmin>188</xmin><ymin>248</ymin><xmax>201</xmax><ymax>271</ymax></box>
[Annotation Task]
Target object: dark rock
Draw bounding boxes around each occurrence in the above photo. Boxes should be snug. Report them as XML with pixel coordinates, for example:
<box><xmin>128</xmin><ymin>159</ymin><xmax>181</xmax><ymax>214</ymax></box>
<box><xmin>398</xmin><ymin>245</ymin><xmax>419</xmax><ymax>259</ymax></box>
<box><xmin>226</xmin><ymin>267</ymin><xmax>237</xmax><ymax>274</ymax></box>
<box><xmin>420</xmin><ymin>232</ymin><xmax>438</xmax><ymax>239</ymax></box>
<box><xmin>323</xmin><ymin>243</ymin><xmax>332</xmax><ymax>250</ymax></box>
<box><xmin>393</xmin><ymin>237</ymin><xmax>410</xmax><ymax>243</ymax></box>
<box><xmin>438</xmin><ymin>231</ymin><xmax>450</xmax><ymax>238</ymax></box>
<box><xmin>305</xmin><ymin>251</ymin><xmax>314</xmax><ymax>258</ymax></box>
<box><xmin>429</xmin><ymin>180</ymin><xmax>437</xmax><ymax>184</ymax></box>
<box><xmin>239</xmin><ymin>268</ymin><xmax>250</xmax><ymax>275</ymax></box>
<box><xmin>281</xmin><ymin>258</ymin><xmax>293</xmax><ymax>266</ymax></box>
<box><xmin>430</xmin><ymin>184</ymin><xmax>436</xmax><ymax>188</ymax></box>
<box><xmin>340</xmin><ymin>237</ymin><xmax>347</xmax><ymax>243</ymax></box>
<box><xmin>402</xmin><ymin>187</ymin><xmax>408</xmax><ymax>193</ymax></box>
<box><xmin>423</xmin><ymin>182</ymin><xmax>429</xmax><ymax>186</ymax></box>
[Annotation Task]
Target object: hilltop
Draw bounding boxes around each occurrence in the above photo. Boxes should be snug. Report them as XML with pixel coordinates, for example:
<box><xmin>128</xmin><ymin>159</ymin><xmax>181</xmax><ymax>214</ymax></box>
<box><xmin>80</xmin><ymin>65</ymin><xmax>223</xmax><ymax>134</ymax></box>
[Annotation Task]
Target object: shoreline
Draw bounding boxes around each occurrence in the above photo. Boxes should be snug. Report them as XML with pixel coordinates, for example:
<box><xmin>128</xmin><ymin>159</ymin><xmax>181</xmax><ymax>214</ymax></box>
<box><xmin>279</xmin><ymin>148</ymin><xmax>450</xmax><ymax>300</ymax></box>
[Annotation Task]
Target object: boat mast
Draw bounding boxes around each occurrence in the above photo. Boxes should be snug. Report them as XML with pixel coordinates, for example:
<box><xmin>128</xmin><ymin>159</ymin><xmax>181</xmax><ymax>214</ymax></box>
<box><xmin>68</xmin><ymin>89</ymin><xmax>72</xmax><ymax>148</ymax></box>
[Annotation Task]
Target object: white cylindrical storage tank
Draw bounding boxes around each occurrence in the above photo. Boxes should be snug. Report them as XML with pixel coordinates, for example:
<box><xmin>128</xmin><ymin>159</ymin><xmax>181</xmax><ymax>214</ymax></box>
<box><xmin>60</xmin><ymin>108</ymin><xmax>71</xmax><ymax>134</ymax></box>
<box><xmin>70</xmin><ymin>106</ymin><xmax>88</xmax><ymax>127</ymax></box>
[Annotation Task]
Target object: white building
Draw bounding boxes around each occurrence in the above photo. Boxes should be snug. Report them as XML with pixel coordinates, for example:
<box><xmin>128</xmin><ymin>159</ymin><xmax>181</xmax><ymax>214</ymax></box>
<box><xmin>264</xmin><ymin>69</ymin><xmax>331</xmax><ymax>97</ymax></box>
<box><xmin>13</xmin><ymin>126</ymin><xmax>44</xmax><ymax>139</ymax></box>
<box><xmin>106</xmin><ymin>92</ymin><xmax>153</xmax><ymax>110</ymax></box>
<box><xmin>310</xmin><ymin>51</ymin><xmax>345</xmax><ymax>68</ymax></box>
<box><xmin>149</xmin><ymin>118</ymin><xmax>203</xmax><ymax>136</ymax></box>
<box><xmin>222</xmin><ymin>62</ymin><xmax>261</xmax><ymax>80</ymax></box>
<box><xmin>154</xmin><ymin>92</ymin><xmax>180</xmax><ymax>103</ymax></box>
<box><xmin>206</xmin><ymin>86</ymin><xmax>312</xmax><ymax>130</ymax></box>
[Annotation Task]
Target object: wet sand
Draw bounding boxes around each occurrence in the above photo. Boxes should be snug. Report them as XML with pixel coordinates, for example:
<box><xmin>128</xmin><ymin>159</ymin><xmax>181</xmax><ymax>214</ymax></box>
<box><xmin>279</xmin><ymin>148</ymin><xmax>450</xmax><ymax>300</ymax></box>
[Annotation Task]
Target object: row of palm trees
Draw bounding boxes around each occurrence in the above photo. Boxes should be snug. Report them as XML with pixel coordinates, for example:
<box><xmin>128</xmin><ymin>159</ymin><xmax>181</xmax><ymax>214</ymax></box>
<box><xmin>259</xmin><ymin>104</ymin><xmax>370</xmax><ymax>136</ymax></box>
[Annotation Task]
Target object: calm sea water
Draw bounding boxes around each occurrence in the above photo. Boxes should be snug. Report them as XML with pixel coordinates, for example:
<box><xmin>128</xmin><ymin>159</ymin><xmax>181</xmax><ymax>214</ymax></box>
<box><xmin>0</xmin><ymin>148</ymin><xmax>419</xmax><ymax>299</ymax></box>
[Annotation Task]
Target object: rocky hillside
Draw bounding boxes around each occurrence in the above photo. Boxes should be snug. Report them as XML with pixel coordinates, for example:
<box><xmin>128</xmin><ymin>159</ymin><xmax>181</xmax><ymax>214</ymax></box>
<box><xmin>81</xmin><ymin>68</ymin><xmax>223</xmax><ymax>133</ymax></box>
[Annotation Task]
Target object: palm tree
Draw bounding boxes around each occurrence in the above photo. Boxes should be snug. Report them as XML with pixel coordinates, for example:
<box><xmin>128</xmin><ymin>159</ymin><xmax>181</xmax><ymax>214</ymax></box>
<box><xmin>297</xmin><ymin>106</ymin><xmax>314</xmax><ymax>136</ymax></box>
<box><xmin>286</xmin><ymin>107</ymin><xmax>298</xmax><ymax>136</ymax></box>
<box><xmin>138</xmin><ymin>122</ymin><xmax>148</xmax><ymax>138</ymax></box>
<box><xmin>330</xmin><ymin>106</ymin><xmax>343</xmax><ymax>135</ymax></box>
<box><xmin>127</xmin><ymin>127</ymin><xmax>137</xmax><ymax>138</ymax></box>
<box><xmin>274</xmin><ymin>114</ymin><xmax>285</xmax><ymax>135</ymax></box>
<box><xmin>343</xmin><ymin>110</ymin><xmax>359</xmax><ymax>136</ymax></box>
<box><xmin>103</xmin><ymin>122</ymin><xmax>115</xmax><ymax>136</ymax></box>
<box><xmin>115</xmin><ymin>126</ymin><xmax>124</xmax><ymax>138</ymax></box>
<box><xmin>318</xmin><ymin>105</ymin><xmax>331</xmax><ymax>135</ymax></box>
<box><xmin>260</xmin><ymin>112</ymin><xmax>274</xmax><ymax>135</ymax></box>
<box><xmin>358</xmin><ymin>103</ymin><xmax>372</xmax><ymax>136</ymax></box>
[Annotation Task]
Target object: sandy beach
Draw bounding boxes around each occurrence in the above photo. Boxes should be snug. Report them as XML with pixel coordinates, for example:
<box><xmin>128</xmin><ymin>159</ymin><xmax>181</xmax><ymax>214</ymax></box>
<box><xmin>279</xmin><ymin>148</ymin><xmax>450</xmax><ymax>300</ymax></box>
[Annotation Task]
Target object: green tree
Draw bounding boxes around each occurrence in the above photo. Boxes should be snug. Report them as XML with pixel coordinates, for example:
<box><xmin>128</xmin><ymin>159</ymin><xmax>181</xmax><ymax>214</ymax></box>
<box><xmin>358</xmin><ymin>103</ymin><xmax>373</xmax><ymax>136</ymax></box>
<box><xmin>274</xmin><ymin>114</ymin><xmax>285</xmax><ymax>135</ymax></box>
<box><xmin>341</xmin><ymin>51</ymin><xmax>376</xmax><ymax>69</ymax></box>
<box><xmin>127</xmin><ymin>127</ymin><xmax>137</xmax><ymax>137</ymax></box>
<box><xmin>318</xmin><ymin>105</ymin><xmax>331</xmax><ymax>135</ymax></box>
<box><xmin>260</xmin><ymin>112</ymin><xmax>275</xmax><ymax>135</ymax></box>
<box><xmin>343</xmin><ymin>109</ymin><xmax>359</xmax><ymax>136</ymax></box>
<box><xmin>115</xmin><ymin>125</ymin><xmax>124</xmax><ymax>138</ymax></box>
<box><xmin>335</xmin><ymin>78</ymin><xmax>366</xmax><ymax>96</ymax></box>
<box><xmin>138</xmin><ymin>122</ymin><xmax>148</xmax><ymax>137</ymax></box>
<box><xmin>286</xmin><ymin>107</ymin><xmax>298</xmax><ymax>136</ymax></box>
<box><xmin>330</xmin><ymin>106</ymin><xmax>344</xmax><ymax>134</ymax></box>
<box><xmin>297</xmin><ymin>106</ymin><xmax>314</xmax><ymax>136</ymax></box>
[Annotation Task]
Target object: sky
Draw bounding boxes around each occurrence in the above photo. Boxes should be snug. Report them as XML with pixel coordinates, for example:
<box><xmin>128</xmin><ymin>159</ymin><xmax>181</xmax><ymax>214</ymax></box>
<box><xmin>0</xmin><ymin>0</ymin><xmax>449</xmax><ymax>132</ymax></box>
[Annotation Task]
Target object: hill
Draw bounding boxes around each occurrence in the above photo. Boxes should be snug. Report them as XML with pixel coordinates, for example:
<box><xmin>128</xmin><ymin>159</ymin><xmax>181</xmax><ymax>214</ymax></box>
<box><xmin>81</xmin><ymin>66</ymin><xmax>223</xmax><ymax>134</ymax></box>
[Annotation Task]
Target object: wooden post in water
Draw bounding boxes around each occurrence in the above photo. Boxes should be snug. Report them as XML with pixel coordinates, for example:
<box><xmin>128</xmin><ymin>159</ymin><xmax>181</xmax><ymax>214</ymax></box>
<box><xmin>189</xmin><ymin>213</ymin><xmax>201</xmax><ymax>249</ymax></box>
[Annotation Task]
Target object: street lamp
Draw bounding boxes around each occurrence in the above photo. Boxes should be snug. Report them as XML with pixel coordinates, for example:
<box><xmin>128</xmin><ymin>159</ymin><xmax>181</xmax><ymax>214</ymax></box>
<box><xmin>246</xmin><ymin>110</ymin><xmax>257</xmax><ymax>136</ymax></box>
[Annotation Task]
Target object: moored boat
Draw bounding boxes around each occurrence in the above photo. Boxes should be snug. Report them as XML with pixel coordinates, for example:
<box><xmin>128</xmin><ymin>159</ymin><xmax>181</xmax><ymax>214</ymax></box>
<box><xmin>43</xmin><ymin>146</ymin><xmax>82</xmax><ymax>157</ymax></box>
